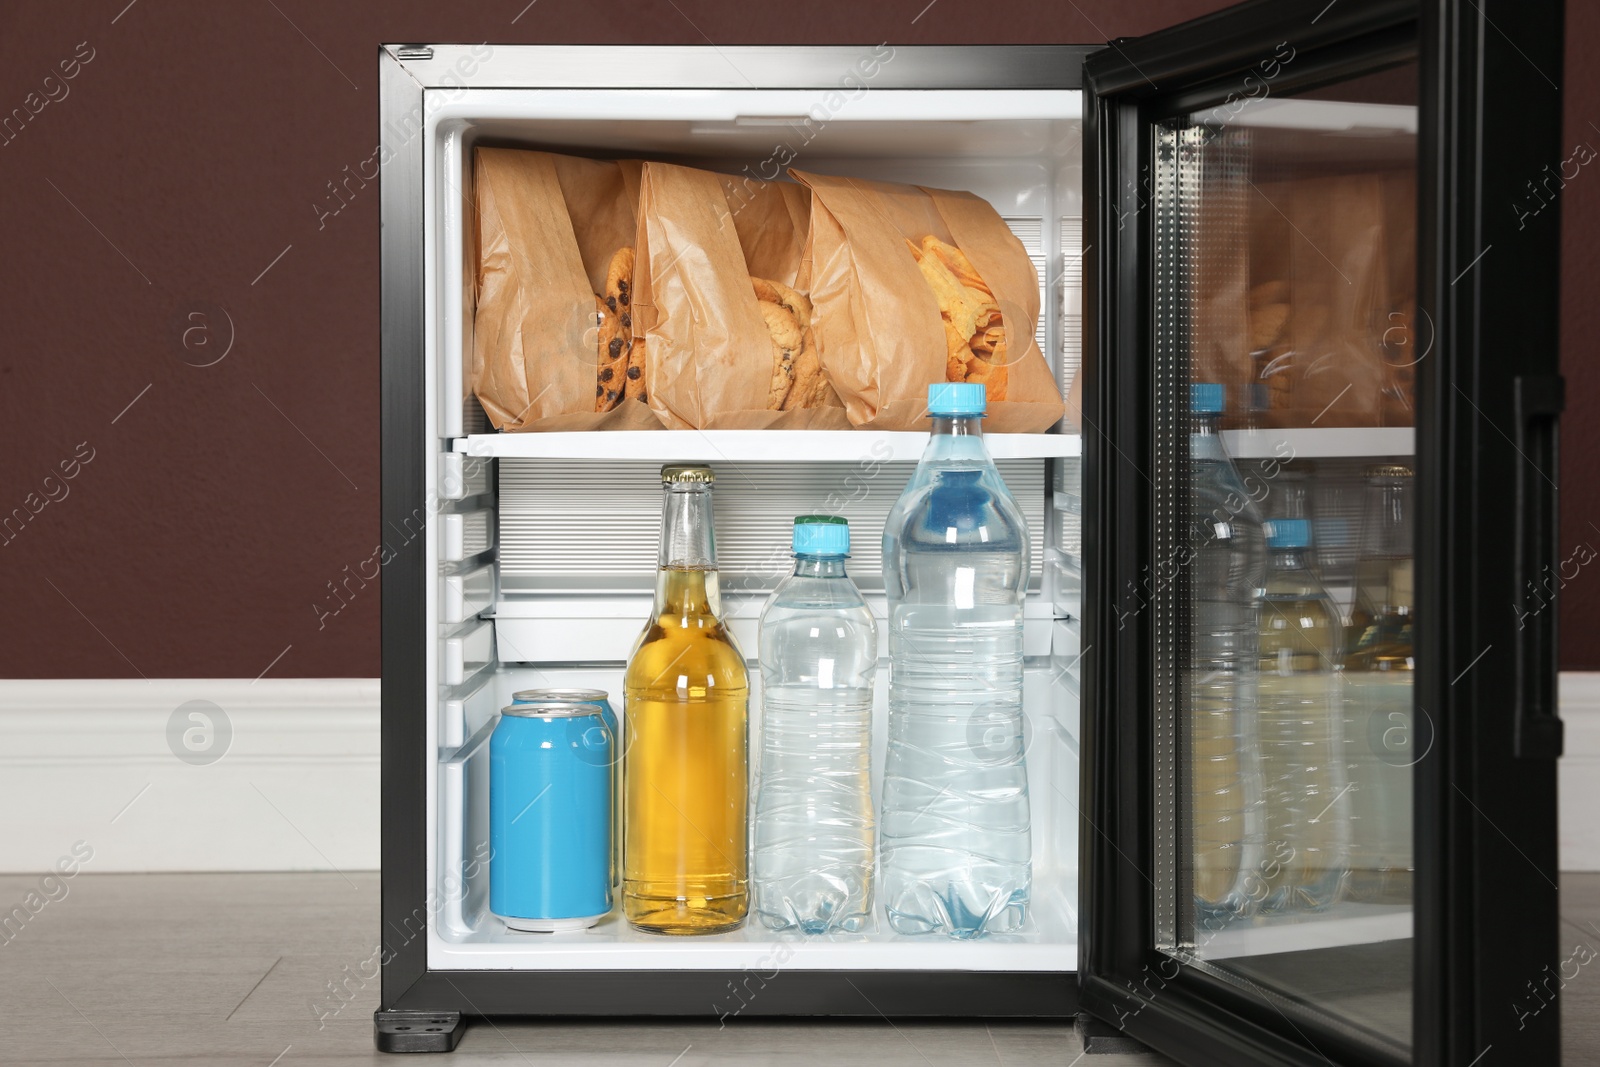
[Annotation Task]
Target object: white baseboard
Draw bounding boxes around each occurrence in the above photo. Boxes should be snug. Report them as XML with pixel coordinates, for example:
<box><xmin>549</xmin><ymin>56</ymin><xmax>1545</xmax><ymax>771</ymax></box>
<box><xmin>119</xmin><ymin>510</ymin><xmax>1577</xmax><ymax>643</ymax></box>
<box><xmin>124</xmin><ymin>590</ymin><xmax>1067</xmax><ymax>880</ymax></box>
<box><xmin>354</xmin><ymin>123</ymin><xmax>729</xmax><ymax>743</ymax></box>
<box><xmin>1560</xmin><ymin>673</ymin><xmax>1600</xmax><ymax>871</ymax></box>
<box><xmin>0</xmin><ymin>679</ymin><xmax>378</xmax><ymax>873</ymax></box>
<box><xmin>2</xmin><ymin>674</ymin><xmax>1597</xmax><ymax>873</ymax></box>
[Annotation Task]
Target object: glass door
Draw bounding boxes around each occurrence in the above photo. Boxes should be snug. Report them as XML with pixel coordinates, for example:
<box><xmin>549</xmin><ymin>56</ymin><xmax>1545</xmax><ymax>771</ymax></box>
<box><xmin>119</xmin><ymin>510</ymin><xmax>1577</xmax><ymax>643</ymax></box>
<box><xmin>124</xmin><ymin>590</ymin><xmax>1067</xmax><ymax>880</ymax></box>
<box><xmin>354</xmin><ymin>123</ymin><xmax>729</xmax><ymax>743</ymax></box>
<box><xmin>1080</xmin><ymin>1</ymin><xmax>1564</xmax><ymax>1064</ymax></box>
<box><xmin>1158</xmin><ymin>59</ymin><xmax>1420</xmax><ymax>1051</ymax></box>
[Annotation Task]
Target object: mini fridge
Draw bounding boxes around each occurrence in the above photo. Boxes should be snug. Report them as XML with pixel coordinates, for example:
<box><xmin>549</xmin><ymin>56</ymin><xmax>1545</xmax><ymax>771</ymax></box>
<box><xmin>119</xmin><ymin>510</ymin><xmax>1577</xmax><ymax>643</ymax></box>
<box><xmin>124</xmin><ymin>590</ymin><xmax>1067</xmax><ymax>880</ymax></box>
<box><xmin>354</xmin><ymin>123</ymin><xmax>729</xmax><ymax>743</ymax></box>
<box><xmin>378</xmin><ymin>1</ymin><xmax>1566</xmax><ymax>1062</ymax></box>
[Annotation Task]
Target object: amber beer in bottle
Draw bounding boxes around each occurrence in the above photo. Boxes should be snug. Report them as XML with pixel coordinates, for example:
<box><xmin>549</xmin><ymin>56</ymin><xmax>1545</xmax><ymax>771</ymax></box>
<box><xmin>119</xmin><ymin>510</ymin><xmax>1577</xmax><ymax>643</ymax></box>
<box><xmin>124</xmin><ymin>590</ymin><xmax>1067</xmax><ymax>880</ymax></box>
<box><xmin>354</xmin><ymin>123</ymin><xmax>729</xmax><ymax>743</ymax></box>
<box><xmin>623</xmin><ymin>465</ymin><xmax>749</xmax><ymax>933</ymax></box>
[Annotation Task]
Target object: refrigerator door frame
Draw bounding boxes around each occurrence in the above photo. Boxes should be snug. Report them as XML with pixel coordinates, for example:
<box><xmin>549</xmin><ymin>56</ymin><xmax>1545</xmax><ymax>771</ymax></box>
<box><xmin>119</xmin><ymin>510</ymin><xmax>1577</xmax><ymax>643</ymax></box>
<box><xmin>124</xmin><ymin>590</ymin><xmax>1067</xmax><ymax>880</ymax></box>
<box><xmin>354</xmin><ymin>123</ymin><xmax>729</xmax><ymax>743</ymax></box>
<box><xmin>379</xmin><ymin>44</ymin><xmax>1096</xmax><ymax>1029</ymax></box>
<box><xmin>1079</xmin><ymin>1</ymin><xmax>1564</xmax><ymax>1065</ymax></box>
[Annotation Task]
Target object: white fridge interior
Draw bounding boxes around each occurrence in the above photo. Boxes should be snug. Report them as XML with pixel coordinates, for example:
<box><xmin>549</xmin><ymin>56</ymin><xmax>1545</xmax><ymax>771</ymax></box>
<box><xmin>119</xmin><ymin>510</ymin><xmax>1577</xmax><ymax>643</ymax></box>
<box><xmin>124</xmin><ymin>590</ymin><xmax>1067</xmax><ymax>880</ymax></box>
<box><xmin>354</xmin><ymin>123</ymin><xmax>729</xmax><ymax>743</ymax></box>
<box><xmin>422</xmin><ymin>87</ymin><xmax>1087</xmax><ymax>973</ymax></box>
<box><xmin>418</xmin><ymin>84</ymin><xmax>1423</xmax><ymax>975</ymax></box>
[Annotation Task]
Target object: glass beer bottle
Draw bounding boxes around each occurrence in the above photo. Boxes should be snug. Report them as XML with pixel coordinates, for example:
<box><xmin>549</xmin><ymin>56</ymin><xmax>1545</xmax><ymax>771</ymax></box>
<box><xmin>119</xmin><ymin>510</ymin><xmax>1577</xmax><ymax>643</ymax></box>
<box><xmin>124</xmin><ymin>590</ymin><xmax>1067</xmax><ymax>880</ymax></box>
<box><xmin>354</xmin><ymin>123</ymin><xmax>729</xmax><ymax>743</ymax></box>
<box><xmin>623</xmin><ymin>465</ymin><xmax>750</xmax><ymax>934</ymax></box>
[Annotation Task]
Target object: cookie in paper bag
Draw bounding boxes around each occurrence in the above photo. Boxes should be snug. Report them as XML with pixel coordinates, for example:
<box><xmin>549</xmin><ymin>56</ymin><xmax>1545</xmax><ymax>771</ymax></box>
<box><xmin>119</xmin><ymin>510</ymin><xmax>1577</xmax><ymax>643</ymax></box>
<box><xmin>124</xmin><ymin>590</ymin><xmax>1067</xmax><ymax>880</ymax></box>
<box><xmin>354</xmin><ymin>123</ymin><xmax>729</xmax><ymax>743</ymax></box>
<box><xmin>791</xmin><ymin>168</ymin><xmax>1062</xmax><ymax>431</ymax></box>
<box><xmin>909</xmin><ymin>235</ymin><xmax>1009</xmax><ymax>401</ymax></box>
<box><xmin>754</xmin><ymin>275</ymin><xmax>838</xmax><ymax>412</ymax></box>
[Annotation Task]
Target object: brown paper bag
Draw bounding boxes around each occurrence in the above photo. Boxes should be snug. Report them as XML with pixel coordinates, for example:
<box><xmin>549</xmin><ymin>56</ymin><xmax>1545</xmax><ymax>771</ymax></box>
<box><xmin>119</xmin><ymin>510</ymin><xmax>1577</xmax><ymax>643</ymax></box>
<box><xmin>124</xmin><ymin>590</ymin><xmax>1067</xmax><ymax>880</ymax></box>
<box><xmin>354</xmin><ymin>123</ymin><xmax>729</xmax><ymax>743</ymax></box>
<box><xmin>1062</xmin><ymin>360</ymin><xmax>1084</xmax><ymax>432</ymax></box>
<box><xmin>1377</xmin><ymin>166</ymin><xmax>1418</xmax><ymax>427</ymax></box>
<box><xmin>1192</xmin><ymin>166</ymin><xmax>1255</xmax><ymax>427</ymax></box>
<box><xmin>1281</xmin><ymin>173</ymin><xmax>1391</xmax><ymax>428</ymax></box>
<box><xmin>633</xmin><ymin>163</ymin><xmax>847</xmax><ymax>430</ymax></box>
<box><xmin>1183</xmin><ymin>147</ymin><xmax>1413</xmax><ymax>431</ymax></box>
<box><xmin>792</xmin><ymin>169</ymin><xmax>1064</xmax><ymax>433</ymax></box>
<box><xmin>472</xmin><ymin>148</ymin><xmax>662</xmax><ymax>432</ymax></box>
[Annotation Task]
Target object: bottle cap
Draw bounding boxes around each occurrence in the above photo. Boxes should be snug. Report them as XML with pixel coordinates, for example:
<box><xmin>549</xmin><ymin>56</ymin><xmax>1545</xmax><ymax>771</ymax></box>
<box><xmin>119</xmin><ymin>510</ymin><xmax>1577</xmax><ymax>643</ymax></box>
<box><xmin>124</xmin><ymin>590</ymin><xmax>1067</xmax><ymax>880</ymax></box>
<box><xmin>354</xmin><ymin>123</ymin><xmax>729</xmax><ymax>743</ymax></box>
<box><xmin>661</xmin><ymin>464</ymin><xmax>715</xmax><ymax>484</ymax></box>
<box><xmin>792</xmin><ymin>515</ymin><xmax>849</xmax><ymax>557</ymax></box>
<box><xmin>928</xmin><ymin>382</ymin><xmax>987</xmax><ymax>417</ymax></box>
<box><xmin>1265</xmin><ymin>518</ymin><xmax>1311</xmax><ymax>549</ymax></box>
<box><xmin>1364</xmin><ymin>464</ymin><xmax>1414</xmax><ymax>480</ymax></box>
<box><xmin>1190</xmin><ymin>382</ymin><xmax>1225</xmax><ymax>415</ymax></box>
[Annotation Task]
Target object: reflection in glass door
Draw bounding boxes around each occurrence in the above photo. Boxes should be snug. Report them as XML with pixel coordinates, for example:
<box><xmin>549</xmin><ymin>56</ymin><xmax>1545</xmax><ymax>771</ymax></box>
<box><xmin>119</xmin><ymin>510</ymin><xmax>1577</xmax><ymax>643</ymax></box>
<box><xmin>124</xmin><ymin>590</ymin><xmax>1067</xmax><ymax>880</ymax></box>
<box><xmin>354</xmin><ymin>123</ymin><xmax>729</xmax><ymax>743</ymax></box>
<box><xmin>1151</xmin><ymin>62</ymin><xmax>1419</xmax><ymax>1051</ymax></box>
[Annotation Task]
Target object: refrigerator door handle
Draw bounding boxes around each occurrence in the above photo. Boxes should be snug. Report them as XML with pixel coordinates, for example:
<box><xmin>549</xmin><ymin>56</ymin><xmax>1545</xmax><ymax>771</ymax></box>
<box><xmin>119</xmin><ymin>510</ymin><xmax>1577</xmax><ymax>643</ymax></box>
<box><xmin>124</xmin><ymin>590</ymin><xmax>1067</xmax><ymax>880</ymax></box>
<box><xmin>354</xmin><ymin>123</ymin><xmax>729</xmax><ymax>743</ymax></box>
<box><xmin>1513</xmin><ymin>373</ymin><xmax>1565</xmax><ymax>760</ymax></box>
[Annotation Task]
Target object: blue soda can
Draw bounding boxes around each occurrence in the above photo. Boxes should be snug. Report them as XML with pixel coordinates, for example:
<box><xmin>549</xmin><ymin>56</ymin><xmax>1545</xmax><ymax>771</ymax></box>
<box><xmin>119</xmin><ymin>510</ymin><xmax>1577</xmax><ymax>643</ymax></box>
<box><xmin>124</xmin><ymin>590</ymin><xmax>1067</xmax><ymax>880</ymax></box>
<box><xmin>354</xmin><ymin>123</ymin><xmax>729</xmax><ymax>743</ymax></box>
<box><xmin>512</xmin><ymin>689</ymin><xmax>620</xmax><ymax>886</ymax></box>
<box><xmin>490</xmin><ymin>702</ymin><xmax>612</xmax><ymax>932</ymax></box>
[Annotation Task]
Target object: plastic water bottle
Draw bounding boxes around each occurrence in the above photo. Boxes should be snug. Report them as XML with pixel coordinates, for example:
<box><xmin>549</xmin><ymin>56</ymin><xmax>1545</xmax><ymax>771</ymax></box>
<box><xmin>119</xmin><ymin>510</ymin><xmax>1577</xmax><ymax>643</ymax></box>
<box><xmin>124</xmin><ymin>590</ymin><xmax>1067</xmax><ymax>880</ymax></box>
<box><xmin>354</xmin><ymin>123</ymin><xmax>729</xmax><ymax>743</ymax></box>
<box><xmin>1342</xmin><ymin>464</ymin><xmax>1415</xmax><ymax>904</ymax></box>
<box><xmin>1257</xmin><ymin>518</ymin><xmax>1348</xmax><ymax>913</ymax></box>
<box><xmin>880</xmin><ymin>382</ymin><xmax>1031</xmax><ymax>939</ymax></box>
<box><xmin>752</xmin><ymin>516</ymin><xmax>877</xmax><ymax>934</ymax></box>
<box><xmin>1188</xmin><ymin>383</ymin><xmax>1267</xmax><ymax>924</ymax></box>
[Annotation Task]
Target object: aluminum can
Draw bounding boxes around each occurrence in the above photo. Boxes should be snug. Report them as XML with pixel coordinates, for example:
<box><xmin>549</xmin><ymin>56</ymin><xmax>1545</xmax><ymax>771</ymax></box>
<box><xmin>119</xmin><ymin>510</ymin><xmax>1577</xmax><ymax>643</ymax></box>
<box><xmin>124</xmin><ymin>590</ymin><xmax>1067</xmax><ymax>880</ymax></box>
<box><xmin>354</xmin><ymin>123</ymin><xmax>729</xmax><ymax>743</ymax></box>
<box><xmin>511</xmin><ymin>689</ymin><xmax>616</xmax><ymax>741</ymax></box>
<box><xmin>489</xmin><ymin>702</ymin><xmax>611</xmax><ymax>931</ymax></box>
<box><xmin>512</xmin><ymin>688</ymin><xmax>620</xmax><ymax>886</ymax></box>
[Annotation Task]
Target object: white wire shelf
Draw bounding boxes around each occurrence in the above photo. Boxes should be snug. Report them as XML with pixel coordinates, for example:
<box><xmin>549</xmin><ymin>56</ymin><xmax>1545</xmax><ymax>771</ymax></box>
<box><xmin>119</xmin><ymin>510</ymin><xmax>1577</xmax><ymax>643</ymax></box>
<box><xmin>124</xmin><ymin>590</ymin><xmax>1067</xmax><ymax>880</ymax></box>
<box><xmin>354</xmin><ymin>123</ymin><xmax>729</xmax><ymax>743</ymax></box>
<box><xmin>1222</xmin><ymin>427</ymin><xmax>1414</xmax><ymax>460</ymax></box>
<box><xmin>457</xmin><ymin>430</ymin><xmax>1082</xmax><ymax>462</ymax></box>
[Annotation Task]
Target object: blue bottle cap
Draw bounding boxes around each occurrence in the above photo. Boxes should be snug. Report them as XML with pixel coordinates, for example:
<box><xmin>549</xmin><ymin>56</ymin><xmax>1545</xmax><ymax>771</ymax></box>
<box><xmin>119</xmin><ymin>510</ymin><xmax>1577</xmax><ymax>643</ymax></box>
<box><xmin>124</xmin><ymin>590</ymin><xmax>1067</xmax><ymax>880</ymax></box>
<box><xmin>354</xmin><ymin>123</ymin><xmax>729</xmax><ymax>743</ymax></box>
<box><xmin>793</xmin><ymin>515</ymin><xmax>849</xmax><ymax>557</ymax></box>
<box><xmin>1190</xmin><ymin>382</ymin><xmax>1225</xmax><ymax>415</ymax></box>
<box><xmin>928</xmin><ymin>382</ymin><xmax>987</xmax><ymax>417</ymax></box>
<box><xmin>1265</xmin><ymin>518</ymin><xmax>1311</xmax><ymax>549</ymax></box>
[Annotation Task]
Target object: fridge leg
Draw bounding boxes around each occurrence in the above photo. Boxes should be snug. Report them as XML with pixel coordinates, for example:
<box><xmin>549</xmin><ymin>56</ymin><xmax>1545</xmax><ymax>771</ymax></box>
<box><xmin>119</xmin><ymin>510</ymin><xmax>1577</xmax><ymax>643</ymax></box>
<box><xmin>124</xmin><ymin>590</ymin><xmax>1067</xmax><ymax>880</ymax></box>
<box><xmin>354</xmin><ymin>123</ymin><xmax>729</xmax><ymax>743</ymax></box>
<box><xmin>1076</xmin><ymin>1014</ymin><xmax>1152</xmax><ymax>1056</ymax></box>
<box><xmin>373</xmin><ymin>1009</ymin><xmax>465</xmax><ymax>1053</ymax></box>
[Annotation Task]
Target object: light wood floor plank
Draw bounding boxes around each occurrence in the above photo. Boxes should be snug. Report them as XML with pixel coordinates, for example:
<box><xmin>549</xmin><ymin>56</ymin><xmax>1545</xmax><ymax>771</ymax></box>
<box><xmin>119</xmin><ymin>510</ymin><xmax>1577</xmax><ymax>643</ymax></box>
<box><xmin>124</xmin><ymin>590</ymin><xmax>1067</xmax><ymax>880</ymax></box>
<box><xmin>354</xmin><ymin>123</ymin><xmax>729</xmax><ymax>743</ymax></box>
<box><xmin>3</xmin><ymin>872</ymin><xmax>1597</xmax><ymax>1064</ymax></box>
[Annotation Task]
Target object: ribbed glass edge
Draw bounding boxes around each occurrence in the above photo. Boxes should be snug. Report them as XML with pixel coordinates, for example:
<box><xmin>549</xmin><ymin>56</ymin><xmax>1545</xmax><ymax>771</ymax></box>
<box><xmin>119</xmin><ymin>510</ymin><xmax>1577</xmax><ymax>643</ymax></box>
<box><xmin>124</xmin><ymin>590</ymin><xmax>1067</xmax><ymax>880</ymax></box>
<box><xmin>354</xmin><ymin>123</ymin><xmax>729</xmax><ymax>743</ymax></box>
<box><xmin>1150</xmin><ymin>120</ymin><xmax>1187</xmax><ymax>954</ymax></box>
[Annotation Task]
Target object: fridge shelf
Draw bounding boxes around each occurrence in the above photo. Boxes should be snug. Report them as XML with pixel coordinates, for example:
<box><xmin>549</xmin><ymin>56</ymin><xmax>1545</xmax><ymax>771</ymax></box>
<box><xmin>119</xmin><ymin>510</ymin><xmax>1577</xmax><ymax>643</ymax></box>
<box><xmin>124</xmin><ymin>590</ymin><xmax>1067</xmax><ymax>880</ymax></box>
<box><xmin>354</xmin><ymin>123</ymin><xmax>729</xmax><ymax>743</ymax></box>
<box><xmin>457</xmin><ymin>430</ymin><xmax>1081</xmax><ymax>463</ymax></box>
<box><xmin>430</xmin><ymin>890</ymin><xmax>1080</xmax><ymax>973</ymax></box>
<box><xmin>1198</xmin><ymin>903</ymin><xmax>1413</xmax><ymax>961</ymax></box>
<box><xmin>491</xmin><ymin>595</ymin><xmax>1061</xmax><ymax>664</ymax></box>
<box><xmin>1220</xmin><ymin>427</ymin><xmax>1414</xmax><ymax>460</ymax></box>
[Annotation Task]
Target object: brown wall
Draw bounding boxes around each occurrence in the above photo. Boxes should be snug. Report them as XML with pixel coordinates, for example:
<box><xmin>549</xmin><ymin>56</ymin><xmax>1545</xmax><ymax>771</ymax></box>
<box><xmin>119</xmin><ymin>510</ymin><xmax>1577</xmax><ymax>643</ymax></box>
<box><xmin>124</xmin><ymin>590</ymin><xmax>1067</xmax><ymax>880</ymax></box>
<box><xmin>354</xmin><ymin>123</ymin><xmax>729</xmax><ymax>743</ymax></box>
<box><xmin>0</xmin><ymin>0</ymin><xmax>1592</xmax><ymax>677</ymax></box>
<box><xmin>1559</xmin><ymin>0</ymin><xmax>1600</xmax><ymax>669</ymax></box>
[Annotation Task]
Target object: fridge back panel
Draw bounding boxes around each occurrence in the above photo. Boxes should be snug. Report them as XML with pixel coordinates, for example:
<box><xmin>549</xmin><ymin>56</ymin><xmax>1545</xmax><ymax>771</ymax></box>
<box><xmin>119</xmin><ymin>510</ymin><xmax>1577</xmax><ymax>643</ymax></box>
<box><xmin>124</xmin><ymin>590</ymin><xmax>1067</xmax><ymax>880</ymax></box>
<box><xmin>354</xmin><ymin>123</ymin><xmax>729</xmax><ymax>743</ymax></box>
<box><xmin>496</xmin><ymin>458</ymin><xmax>1046</xmax><ymax>595</ymax></box>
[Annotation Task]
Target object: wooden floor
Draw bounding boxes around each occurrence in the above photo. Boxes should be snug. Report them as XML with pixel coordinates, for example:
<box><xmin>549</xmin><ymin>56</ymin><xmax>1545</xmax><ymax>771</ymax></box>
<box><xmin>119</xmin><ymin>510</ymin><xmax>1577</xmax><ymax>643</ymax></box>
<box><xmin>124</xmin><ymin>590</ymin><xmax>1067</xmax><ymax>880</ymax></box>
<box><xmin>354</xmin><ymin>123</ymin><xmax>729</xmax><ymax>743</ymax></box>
<box><xmin>1</xmin><ymin>872</ymin><xmax>1595</xmax><ymax>1065</ymax></box>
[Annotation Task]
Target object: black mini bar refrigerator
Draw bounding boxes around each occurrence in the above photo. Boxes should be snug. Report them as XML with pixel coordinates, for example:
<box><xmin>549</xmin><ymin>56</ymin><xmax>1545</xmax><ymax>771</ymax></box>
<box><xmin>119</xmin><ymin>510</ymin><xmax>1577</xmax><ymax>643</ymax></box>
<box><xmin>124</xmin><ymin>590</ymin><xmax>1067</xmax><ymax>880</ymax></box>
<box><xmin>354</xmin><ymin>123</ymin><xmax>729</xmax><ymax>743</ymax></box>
<box><xmin>379</xmin><ymin>3</ymin><xmax>1565</xmax><ymax>1062</ymax></box>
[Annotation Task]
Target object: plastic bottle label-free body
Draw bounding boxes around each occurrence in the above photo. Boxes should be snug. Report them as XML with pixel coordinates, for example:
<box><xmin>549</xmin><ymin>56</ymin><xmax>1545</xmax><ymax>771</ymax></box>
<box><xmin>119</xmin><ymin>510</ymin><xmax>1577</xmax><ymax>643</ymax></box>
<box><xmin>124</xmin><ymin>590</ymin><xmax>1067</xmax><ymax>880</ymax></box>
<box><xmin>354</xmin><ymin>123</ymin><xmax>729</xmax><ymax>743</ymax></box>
<box><xmin>752</xmin><ymin>517</ymin><xmax>877</xmax><ymax>934</ymax></box>
<box><xmin>623</xmin><ymin>465</ymin><xmax>749</xmax><ymax>934</ymax></box>
<box><xmin>1257</xmin><ymin>518</ymin><xmax>1349</xmax><ymax>913</ymax></box>
<box><xmin>880</xmin><ymin>383</ymin><xmax>1031</xmax><ymax>939</ymax></box>
<box><xmin>1342</xmin><ymin>465</ymin><xmax>1415</xmax><ymax>904</ymax></box>
<box><xmin>1188</xmin><ymin>383</ymin><xmax>1268</xmax><ymax>925</ymax></box>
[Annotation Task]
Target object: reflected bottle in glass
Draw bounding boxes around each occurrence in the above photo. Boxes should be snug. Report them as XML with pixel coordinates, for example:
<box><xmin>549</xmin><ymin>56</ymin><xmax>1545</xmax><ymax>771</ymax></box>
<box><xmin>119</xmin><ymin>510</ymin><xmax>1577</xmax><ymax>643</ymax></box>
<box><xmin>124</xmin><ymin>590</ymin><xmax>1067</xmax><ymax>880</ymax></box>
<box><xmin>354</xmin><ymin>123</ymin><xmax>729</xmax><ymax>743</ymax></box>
<box><xmin>1257</xmin><ymin>518</ymin><xmax>1349</xmax><ymax>914</ymax></box>
<box><xmin>1187</xmin><ymin>383</ymin><xmax>1267</xmax><ymax>924</ymax></box>
<box><xmin>752</xmin><ymin>517</ymin><xmax>877</xmax><ymax>934</ymax></box>
<box><xmin>623</xmin><ymin>465</ymin><xmax>750</xmax><ymax>934</ymax></box>
<box><xmin>1261</xmin><ymin>463</ymin><xmax>1310</xmax><ymax>523</ymax></box>
<box><xmin>1342</xmin><ymin>465</ymin><xmax>1415</xmax><ymax>905</ymax></box>
<box><xmin>880</xmin><ymin>382</ymin><xmax>1031</xmax><ymax>939</ymax></box>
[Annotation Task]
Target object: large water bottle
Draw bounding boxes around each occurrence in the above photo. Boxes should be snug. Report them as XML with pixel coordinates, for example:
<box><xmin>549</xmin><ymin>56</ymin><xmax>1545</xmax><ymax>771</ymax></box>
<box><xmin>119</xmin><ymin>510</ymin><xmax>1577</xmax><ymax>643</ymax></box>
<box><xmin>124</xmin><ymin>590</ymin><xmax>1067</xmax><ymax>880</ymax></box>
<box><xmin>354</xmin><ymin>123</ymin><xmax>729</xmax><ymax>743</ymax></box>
<box><xmin>880</xmin><ymin>382</ymin><xmax>1031</xmax><ymax>939</ymax></box>
<box><xmin>1257</xmin><ymin>518</ymin><xmax>1348</xmax><ymax>914</ymax></box>
<box><xmin>752</xmin><ymin>516</ymin><xmax>878</xmax><ymax>934</ymax></box>
<box><xmin>1188</xmin><ymin>383</ymin><xmax>1267</xmax><ymax>925</ymax></box>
